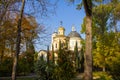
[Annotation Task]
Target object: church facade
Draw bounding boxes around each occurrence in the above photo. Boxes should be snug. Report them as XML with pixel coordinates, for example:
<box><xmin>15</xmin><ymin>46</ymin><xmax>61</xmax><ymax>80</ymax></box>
<box><xmin>51</xmin><ymin>25</ymin><xmax>82</xmax><ymax>51</ymax></box>
<box><xmin>38</xmin><ymin>25</ymin><xmax>82</xmax><ymax>60</ymax></box>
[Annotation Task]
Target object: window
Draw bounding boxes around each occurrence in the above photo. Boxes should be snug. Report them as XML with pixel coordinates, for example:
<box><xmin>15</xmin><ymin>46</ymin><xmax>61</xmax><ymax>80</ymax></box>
<box><xmin>56</xmin><ymin>43</ymin><xmax>57</xmax><ymax>48</ymax></box>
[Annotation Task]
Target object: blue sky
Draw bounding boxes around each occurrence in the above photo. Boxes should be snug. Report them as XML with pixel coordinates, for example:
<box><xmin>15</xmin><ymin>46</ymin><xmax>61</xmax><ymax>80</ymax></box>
<box><xmin>35</xmin><ymin>0</ymin><xmax>85</xmax><ymax>51</ymax></box>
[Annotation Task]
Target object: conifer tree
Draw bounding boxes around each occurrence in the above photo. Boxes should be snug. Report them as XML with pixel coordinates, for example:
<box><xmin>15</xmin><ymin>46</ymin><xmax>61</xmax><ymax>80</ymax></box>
<box><xmin>52</xmin><ymin>45</ymin><xmax>55</xmax><ymax>64</ymax></box>
<box><xmin>54</xmin><ymin>40</ymin><xmax>74</xmax><ymax>80</ymax></box>
<box><xmin>80</xmin><ymin>48</ymin><xmax>84</xmax><ymax>72</ymax></box>
<box><xmin>47</xmin><ymin>46</ymin><xmax>50</xmax><ymax>65</ymax></box>
<box><xmin>74</xmin><ymin>41</ymin><xmax>80</xmax><ymax>71</ymax></box>
<box><xmin>58</xmin><ymin>40</ymin><xmax>62</xmax><ymax>65</ymax></box>
<box><xmin>47</xmin><ymin>46</ymin><xmax>50</xmax><ymax>80</ymax></box>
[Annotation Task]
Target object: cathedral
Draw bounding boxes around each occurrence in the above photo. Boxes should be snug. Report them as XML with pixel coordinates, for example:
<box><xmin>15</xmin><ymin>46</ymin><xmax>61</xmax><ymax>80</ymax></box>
<box><xmin>51</xmin><ymin>25</ymin><xmax>82</xmax><ymax>51</ymax></box>
<box><xmin>38</xmin><ymin>24</ymin><xmax>82</xmax><ymax>61</ymax></box>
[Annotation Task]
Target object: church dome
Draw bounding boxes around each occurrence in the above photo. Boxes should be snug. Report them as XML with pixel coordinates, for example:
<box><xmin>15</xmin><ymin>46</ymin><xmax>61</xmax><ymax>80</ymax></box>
<box><xmin>58</xmin><ymin>26</ymin><xmax>65</xmax><ymax>30</ymax></box>
<box><xmin>68</xmin><ymin>31</ymin><xmax>81</xmax><ymax>38</ymax></box>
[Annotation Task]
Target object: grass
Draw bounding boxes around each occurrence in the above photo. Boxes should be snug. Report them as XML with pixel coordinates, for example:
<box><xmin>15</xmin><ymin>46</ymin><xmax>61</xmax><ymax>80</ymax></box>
<box><xmin>0</xmin><ymin>76</ymin><xmax>36</xmax><ymax>80</ymax></box>
<box><xmin>17</xmin><ymin>77</ymin><xmax>35</xmax><ymax>80</ymax></box>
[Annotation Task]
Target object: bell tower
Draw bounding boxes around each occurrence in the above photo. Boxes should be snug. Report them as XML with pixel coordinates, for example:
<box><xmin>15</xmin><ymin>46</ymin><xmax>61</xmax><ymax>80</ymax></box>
<box><xmin>58</xmin><ymin>27</ymin><xmax>65</xmax><ymax>35</ymax></box>
<box><xmin>58</xmin><ymin>21</ymin><xmax>65</xmax><ymax>35</ymax></box>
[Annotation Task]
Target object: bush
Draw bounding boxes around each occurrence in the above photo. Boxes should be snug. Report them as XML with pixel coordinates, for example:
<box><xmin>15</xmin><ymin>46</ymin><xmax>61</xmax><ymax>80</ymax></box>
<box><xmin>52</xmin><ymin>48</ymin><xmax>75</xmax><ymax>80</ymax></box>
<box><xmin>0</xmin><ymin>57</ymin><xmax>13</xmax><ymax>76</ymax></box>
<box><xmin>34</xmin><ymin>57</ymin><xmax>48</xmax><ymax>80</ymax></box>
<box><xmin>107</xmin><ymin>54</ymin><xmax>120</xmax><ymax>80</ymax></box>
<box><xmin>35</xmin><ymin>48</ymin><xmax>75</xmax><ymax>80</ymax></box>
<box><xmin>93</xmin><ymin>72</ymin><xmax>112</xmax><ymax>80</ymax></box>
<box><xmin>17</xmin><ymin>57</ymin><xmax>30</xmax><ymax>75</ymax></box>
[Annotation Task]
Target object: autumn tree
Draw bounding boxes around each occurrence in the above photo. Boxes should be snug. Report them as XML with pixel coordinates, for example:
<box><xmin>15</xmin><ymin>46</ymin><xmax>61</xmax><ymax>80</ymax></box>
<box><xmin>12</xmin><ymin>0</ymin><xmax>25</xmax><ymax>80</ymax></box>
<box><xmin>0</xmin><ymin>0</ymin><xmax>56</xmax><ymax>80</ymax></box>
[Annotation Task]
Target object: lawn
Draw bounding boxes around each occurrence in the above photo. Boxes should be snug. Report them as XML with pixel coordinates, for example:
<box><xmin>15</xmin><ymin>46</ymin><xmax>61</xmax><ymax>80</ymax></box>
<box><xmin>0</xmin><ymin>76</ymin><xmax>36</xmax><ymax>80</ymax></box>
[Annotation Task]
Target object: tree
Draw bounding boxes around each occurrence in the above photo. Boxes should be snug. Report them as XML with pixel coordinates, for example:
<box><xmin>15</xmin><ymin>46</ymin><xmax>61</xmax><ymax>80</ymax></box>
<box><xmin>92</xmin><ymin>3</ymin><xmax>112</xmax><ymax>72</ymax></box>
<box><xmin>35</xmin><ymin>55</ymin><xmax>48</xmax><ymax>80</ymax></box>
<box><xmin>80</xmin><ymin>0</ymin><xmax>120</xmax><ymax>79</ymax></box>
<box><xmin>0</xmin><ymin>0</ymin><xmax>12</xmax><ymax>25</ymax></box>
<box><xmin>53</xmin><ymin>41</ymin><xmax>75</xmax><ymax>80</ymax></box>
<box><xmin>46</xmin><ymin>46</ymin><xmax>50</xmax><ymax>80</ymax></box>
<box><xmin>67</xmin><ymin>0</ymin><xmax>92</xmax><ymax>79</ymax></box>
<box><xmin>92</xmin><ymin>0</ymin><xmax>120</xmax><ymax>71</ymax></box>
<box><xmin>110</xmin><ymin>0</ymin><xmax>120</xmax><ymax>32</ymax></box>
<box><xmin>0</xmin><ymin>8</ymin><xmax>40</xmax><ymax>78</ymax></box>
<box><xmin>82</xmin><ymin>0</ymin><xmax>92</xmax><ymax>80</ymax></box>
<box><xmin>52</xmin><ymin>45</ymin><xmax>55</xmax><ymax>64</ymax></box>
<box><xmin>0</xmin><ymin>0</ymin><xmax>56</xmax><ymax>77</ymax></box>
<box><xmin>24</xmin><ymin>41</ymin><xmax>35</xmax><ymax>73</ymax></box>
<box><xmin>12</xmin><ymin>0</ymin><xmax>25</xmax><ymax>80</ymax></box>
<box><xmin>74</xmin><ymin>41</ymin><xmax>80</xmax><ymax>71</ymax></box>
<box><xmin>79</xmin><ymin>48</ymin><xmax>84</xmax><ymax>73</ymax></box>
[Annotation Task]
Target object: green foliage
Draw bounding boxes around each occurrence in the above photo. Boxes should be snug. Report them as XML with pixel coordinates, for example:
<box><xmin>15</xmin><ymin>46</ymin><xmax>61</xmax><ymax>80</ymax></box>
<box><xmin>35</xmin><ymin>42</ymin><xmax>75</xmax><ymax>80</ymax></box>
<box><xmin>55</xmin><ymin>42</ymin><xmax>75</xmax><ymax>80</ymax></box>
<box><xmin>79</xmin><ymin>48</ymin><xmax>84</xmax><ymax>72</ymax></box>
<box><xmin>81</xmin><ymin>17</ymin><xmax>86</xmax><ymax>34</ymax></box>
<box><xmin>24</xmin><ymin>41</ymin><xmax>35</xmax><ymax>73</ymax></box>
<box><xmin>91</xmin><ymin>0</ymin><xmax>120</xmax><ymax>73</ymax></box>
<box><xmin>93</xmin><ymin>72</ymin><xmax>112</xmax><ymax>80</ymax></box>
<box><xmin>93</xmin><ymin>4</ymin><xmax>112</xmax><ymax>34</ymax></box>
<box><xmin>93</xmin><ymin>32</ymin><xmax>120</xmax><ymax>72</ymax></box>
<box><xmin>17</xmin><ymin>42</ymin><xmax>35</xmax><ymax>75</ymax></box>
<box><xmin>35</xmin><ymin>56</ymin><xmax>55</xmax><ymax>80</ymax></box>
<box><xmin>74</xmin><ymin>42</ymin><xmax>80</xmax><ymax>70</ymax></box>
<box><xmin>52</xmin><ymin>45</ymin><xmax>55</xmax><ymax>64</ymax></box>
<box><xmin>112</xmin><ymin>2</ymin><xmax>120</xmax><ymax>20</ymax></box>
<box><xmin>24</xmin><ymin>51</ymin><xmax>34</xmax><ymax>72</ymax></box>
<box><xmin>76</xmin><ymin>2</ymin><xmax>83</xmax><ymax>10</ymax></box>
<box><xmin>0</xmin><ymin>56</ymin><xmax>13</xmax><ymax>76</ymax></box>
<box><xmin>17</xmin><ymin>56</ymin><xmax>30</xmax><ymax>75</ymax></box>
<box><xmin>35</xmin><ymin>57</ymin><xmax>48</xmax><ymax>80</ymax></box>
<box><xmin>34</xmin><ymin>52</ymin><xmax>38</xmax><ymax>62</ymax></box>
<box><xmin>0</xmin><ymin>51</ymin><xmax>35</xmax><ymax>77</ymax></box>
<box><xmin>108</xmin><ymin>54</ymin><xmax>120</xmax><ymax>73</ymax></box>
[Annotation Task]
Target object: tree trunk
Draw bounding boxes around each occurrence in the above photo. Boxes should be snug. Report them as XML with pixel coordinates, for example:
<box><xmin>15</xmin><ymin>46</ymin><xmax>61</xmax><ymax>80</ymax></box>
<box><xmin>103</xmin><ymin>66</ymin><xmax>105</xmax><ymax>72</ymax></box>
<box><xmin>84</xmin><ymin>16</ymin><xmax>92</xmax><ymax>80</ymax></box>
<box><xmin>0</xmin><ymin>41</ymin><xmax>5</xmax><ymax>63</ymax></box>
<box><xmin>12</xmin><ymin>0</ymin><xmax>25</xmax><ymax>80</ymax></box>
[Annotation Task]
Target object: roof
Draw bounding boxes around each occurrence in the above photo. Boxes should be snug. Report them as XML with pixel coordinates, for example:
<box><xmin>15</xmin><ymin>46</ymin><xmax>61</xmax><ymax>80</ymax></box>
<box><xmin>68</xmin><ymin>31</ymin><xmax>81</xmax><ymax>38</ymax></box>
<box><xmin>39</xmin><ymin>50</ymin><xmax>47</xmax><ymax>53</ymax></box>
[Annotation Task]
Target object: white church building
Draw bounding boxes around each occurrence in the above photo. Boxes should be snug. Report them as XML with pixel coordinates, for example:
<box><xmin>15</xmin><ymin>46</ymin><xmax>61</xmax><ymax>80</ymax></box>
<box><xmin>51</xmin><ymin>25</ymin><xmax>82</xmax><ymax>51</ymax></box>
<box><xmin>38</xmin><ymin>25</ymin><xmax>82</xmax><ymax>60</ymax></box>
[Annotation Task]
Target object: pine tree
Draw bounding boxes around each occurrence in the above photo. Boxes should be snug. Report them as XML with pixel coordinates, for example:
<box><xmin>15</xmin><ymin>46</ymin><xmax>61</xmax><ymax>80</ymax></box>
<box><xmin>74</xmin><ymin>41</ymin><xmax>80</xmax><ymax>71</ymax></box>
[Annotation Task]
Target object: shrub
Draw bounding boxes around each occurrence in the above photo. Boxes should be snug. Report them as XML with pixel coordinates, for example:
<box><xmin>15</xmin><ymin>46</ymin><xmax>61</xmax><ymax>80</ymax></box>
<box><xmin>0</xmin><ymin>57</ymin><xmax>13</xmax><ymax>76</ymax></box>
<box><xmin>93</xmin><ymin>72</ymin><xmax>112</xmax><ymax>80</ymax></box>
